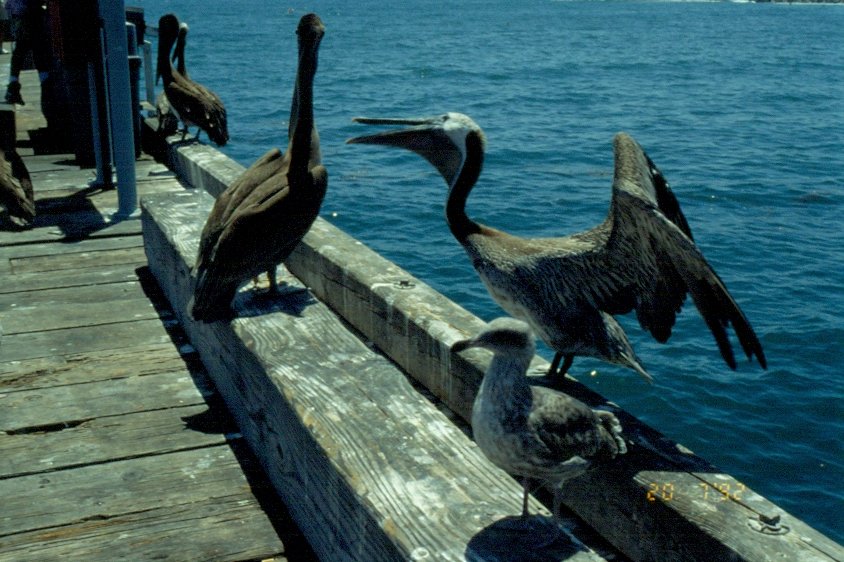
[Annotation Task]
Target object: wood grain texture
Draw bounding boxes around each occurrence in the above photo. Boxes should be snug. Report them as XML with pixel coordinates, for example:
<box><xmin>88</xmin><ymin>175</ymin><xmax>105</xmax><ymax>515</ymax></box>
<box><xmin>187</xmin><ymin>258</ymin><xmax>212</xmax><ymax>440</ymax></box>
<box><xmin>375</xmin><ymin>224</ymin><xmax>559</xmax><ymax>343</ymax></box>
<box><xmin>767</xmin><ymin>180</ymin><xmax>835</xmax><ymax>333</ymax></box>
<box><xmin>0</xmin><ymin>495</ymin><xmax>285</xmax><ymax>562</ymax></box>
<box><xmin>0</xmin><ymin>344</ymin><xmax>197</xmax><ymax>391</ymax></box>
<box><xmin>287</xmin><ymin>218</ymin><xmax>843</xmax><ymax>562</ymax></box>
<box><xmin>0</xmin><ymin>404</ymin><xmax>228</xmax><ymax>479</ymax></box>
<box><xmin>142</xmin><ymin>189</ymin><xmax>608</xmax><ymax>562</ymax></box>
<box><xmin>0</xmin><ymin>447</ymin><xmax>284</xmax><ymax>555</ymax></box>
<box><xmin>0</xmin><ymin>75</ymin><xmax>312</xmax><ymax>561</ymax></box>
<box><xmin>148</xmin><ymin>122</ymin><xmax>844</xmax><ymax>561</ymax></box>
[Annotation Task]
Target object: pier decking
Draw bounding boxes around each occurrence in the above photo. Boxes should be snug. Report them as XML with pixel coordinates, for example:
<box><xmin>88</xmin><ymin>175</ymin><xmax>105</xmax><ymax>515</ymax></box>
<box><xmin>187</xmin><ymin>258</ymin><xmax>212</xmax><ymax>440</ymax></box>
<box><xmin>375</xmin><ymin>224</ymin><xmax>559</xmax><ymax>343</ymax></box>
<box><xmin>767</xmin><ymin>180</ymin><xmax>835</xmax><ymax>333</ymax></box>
<box><xmin>0</xmin><ymin>65</ymin><xmax>315</xmax><ymax>561</ymax></box>
<box><xmin>3</xmin><ymin>52</ymin><xmax>844</xmax><ymax>561</ymax></box>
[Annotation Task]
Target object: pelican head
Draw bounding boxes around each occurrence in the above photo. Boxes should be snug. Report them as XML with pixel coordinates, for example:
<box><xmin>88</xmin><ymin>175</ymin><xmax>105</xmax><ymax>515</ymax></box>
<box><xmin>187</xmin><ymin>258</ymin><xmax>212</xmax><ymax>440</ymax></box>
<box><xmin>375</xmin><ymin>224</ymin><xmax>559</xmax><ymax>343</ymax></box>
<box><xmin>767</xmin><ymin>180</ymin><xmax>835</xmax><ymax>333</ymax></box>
<box><xmin>348</xmin><ymin>112</ymin><xmax>484</xmax><ymax>187</ymax></box>
<box><xmin>297</xmin><ymin>13</ymin><xmax>326</xmax><ymax>46</ymax></box>
<box><xmin>452</xmin><ymin>317</ymin><xmax>536</xmax><ymax>359</ymax></box>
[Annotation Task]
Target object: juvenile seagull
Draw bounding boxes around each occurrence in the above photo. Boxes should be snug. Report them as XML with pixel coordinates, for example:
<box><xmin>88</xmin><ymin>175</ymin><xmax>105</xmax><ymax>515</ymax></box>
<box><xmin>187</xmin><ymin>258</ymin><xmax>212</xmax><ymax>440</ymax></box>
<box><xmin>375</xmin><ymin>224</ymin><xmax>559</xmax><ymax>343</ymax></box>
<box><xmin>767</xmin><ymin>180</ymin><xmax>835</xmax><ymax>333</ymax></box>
<box><xmin>453</xmin><ymin>317</ymin><xmax>626</xmax><ymax>516</ymax></box>
<box><xmin>349</xmin><ymin>113</ymin><xmax>767</xmax><ymax>381</ymax></box>
<box><xmin>189</xmin><ymin>13</ymin><xmax>327</xmax><ymax>322</ymax></box>
<box><xmin>156</xmin><ymin>14</ymin><xmax>228</xmax><ymax>146</ymax></box>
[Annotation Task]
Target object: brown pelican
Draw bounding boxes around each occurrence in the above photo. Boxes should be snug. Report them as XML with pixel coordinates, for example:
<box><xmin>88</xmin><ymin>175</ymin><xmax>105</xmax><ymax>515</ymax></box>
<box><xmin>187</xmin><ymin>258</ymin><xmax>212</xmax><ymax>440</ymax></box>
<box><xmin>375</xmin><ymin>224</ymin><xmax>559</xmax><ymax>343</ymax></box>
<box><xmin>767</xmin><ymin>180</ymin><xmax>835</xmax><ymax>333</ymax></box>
<box><xmin>0</xmin><ymin>148</ymin><xmax>35</xmax><ymax>228</ymax></box>
<box><xmin>349</xmin><ymin>113</ymin><xmax>767</xmax><ymax>382</ymax></box>
<box><xmin>189</xmin><ymin>13</ymin><xmax>327</xmax><ymax>322</ymax></box>
<box><xmin>154</xmin><ymin>21</ymin><xmax>186</xmax><ymax>136</ymax></box>
<box><xmin>156</xmin><ymin>14</ymin><xmax>228</xmax><ymax>146</ymax></box>
<box><xmin>453</xmin><ymin>317</ymin><xmax>626</xmax><ymax>517</ymax></box>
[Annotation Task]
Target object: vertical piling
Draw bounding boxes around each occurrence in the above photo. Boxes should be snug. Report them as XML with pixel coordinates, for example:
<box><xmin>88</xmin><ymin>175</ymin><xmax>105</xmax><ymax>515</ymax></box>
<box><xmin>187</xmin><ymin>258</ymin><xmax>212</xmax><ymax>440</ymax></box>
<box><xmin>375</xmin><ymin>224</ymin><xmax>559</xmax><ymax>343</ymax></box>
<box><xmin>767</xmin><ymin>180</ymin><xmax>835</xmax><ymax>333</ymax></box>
<box><xmin>98</xmin><ymin>0</ymin><xmax>137</xmax><ymax>217</ymax></box>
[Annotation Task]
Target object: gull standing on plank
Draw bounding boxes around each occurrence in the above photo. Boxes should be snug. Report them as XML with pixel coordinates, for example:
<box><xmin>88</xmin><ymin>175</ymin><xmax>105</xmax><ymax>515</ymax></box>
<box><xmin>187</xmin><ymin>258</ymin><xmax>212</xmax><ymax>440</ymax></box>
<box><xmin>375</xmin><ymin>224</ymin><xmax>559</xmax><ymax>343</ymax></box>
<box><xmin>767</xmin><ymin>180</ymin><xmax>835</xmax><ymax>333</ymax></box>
<box><xmin>453</xmin><ymin>317</ymin><xmax>626</xmax><ymax>517</ymax></box>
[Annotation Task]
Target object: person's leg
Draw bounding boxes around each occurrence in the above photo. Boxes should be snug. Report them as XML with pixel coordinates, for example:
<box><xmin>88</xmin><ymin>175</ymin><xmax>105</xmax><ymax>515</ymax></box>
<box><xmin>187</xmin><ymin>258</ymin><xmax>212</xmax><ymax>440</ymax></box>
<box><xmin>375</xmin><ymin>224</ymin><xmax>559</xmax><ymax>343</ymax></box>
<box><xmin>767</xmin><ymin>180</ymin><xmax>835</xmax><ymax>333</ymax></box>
<box><xmin>6</xmin><ymin>16</ymin><xmax>30</xmax><ymax>104</ymax></box>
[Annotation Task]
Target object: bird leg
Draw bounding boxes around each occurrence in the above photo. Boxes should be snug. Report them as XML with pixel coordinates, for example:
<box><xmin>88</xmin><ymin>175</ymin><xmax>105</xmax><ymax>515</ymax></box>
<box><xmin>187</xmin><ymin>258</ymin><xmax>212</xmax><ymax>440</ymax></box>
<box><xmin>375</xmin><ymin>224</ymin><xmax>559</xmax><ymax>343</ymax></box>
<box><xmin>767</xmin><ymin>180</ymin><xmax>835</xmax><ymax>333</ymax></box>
<box><xmin>521</xmin><ymin>477</ymin><xmax>533</xmax><ymax>517</ymax></box>
<box><xmin>548</xmin><ymin>353</ymin><xmax>574</xmax><ymax>377</ymax></box>
<box><xmin>267</xmin><ymin>268</ymin><xmax>279</xmax><ymax>293</ymax></box>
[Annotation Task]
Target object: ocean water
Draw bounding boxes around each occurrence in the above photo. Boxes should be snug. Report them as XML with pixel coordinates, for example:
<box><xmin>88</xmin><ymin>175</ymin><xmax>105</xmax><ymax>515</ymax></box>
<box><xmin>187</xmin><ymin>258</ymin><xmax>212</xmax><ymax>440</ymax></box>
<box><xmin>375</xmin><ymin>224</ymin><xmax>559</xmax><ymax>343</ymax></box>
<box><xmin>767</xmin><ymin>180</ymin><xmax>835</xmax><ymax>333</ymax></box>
<box><xmin>136</xmin><ymin>0</ymin><xmax>843</xmax><ymax>544</ymax></box>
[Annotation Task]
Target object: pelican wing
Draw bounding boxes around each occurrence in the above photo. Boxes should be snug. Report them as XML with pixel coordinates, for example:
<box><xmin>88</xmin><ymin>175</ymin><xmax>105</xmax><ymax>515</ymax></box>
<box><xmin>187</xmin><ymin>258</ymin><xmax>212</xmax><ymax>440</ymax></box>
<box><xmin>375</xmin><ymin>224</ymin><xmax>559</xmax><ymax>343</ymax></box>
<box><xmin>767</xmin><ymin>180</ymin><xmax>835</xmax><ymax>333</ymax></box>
<box><xmin>194</xmin><ymin>148</ymin><xmax>286</xmax><ymax>274</ymax></box>
<box><xmin>598</xmin><ymin>133</ymin><xmax>765</xmax><ymax>368</ymax></box>
<box><xmin>504</xmin><ymin>133</ymin><xmax>765</xmax><ymax>369</ymax></box>
<box><xmin>165</xmin><ymin>71</ymin><xmax>229</xmax><ymax>146</ymax></box>
<box><xmin>204</xmin><ymin>164</ymin><xmax>328</xmax><ymax>279</ymax></box>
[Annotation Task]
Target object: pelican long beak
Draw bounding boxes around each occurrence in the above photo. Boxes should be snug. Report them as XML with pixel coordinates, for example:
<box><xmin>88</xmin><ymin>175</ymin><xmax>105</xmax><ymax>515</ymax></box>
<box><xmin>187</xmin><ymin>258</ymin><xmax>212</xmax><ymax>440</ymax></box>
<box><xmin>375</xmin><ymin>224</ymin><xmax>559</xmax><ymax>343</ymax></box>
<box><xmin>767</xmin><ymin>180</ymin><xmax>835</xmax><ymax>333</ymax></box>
<box><xmin>347</xmin><ymin>115</ymin><xmax>447</xmax><ymax>145</ymax></box>
<box><xmin>347</xmin><ymin>115</ymin><xmax>463</xmax><ymax>185</ymax></box>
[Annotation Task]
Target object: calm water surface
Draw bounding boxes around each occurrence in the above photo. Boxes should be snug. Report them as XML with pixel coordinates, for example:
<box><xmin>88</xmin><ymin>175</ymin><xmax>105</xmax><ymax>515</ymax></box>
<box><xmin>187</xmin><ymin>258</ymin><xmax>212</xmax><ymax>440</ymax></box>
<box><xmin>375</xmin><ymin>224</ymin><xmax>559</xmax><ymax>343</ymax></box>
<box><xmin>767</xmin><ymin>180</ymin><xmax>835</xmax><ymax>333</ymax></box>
<box><xmin>136</xmin><ymin>0</ymin><xmax>844</xmax><ymax>543</ymax></box>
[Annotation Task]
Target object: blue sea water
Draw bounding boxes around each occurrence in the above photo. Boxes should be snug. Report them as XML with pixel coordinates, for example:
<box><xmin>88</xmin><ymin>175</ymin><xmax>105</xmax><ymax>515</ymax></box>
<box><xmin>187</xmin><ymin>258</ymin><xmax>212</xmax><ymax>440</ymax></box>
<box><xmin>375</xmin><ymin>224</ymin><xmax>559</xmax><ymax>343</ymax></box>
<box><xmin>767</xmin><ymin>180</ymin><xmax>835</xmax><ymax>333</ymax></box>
<box><xmin>136</xmin><ymin>0</ymin><xmax>843</xmax><ymax>544</ymax></box>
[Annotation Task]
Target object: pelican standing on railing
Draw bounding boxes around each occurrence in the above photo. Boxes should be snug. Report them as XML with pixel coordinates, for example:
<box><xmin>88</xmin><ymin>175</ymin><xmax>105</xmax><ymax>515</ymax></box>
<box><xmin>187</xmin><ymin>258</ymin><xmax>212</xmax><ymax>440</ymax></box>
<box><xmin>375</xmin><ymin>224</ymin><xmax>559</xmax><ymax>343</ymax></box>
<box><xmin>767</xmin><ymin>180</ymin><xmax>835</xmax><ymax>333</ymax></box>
<box><xmin>171</xmin><ymin>21</ymin><xmax>226</xmax><ymax>111</ymax></box>
<box><xmin>189</xmin><ymin>13</ymin><xmax>327</xmax><ymax>322</ymax></box>
<box><xmin>349</xmin><ymin>113</ymin><xmax>767</xmax><ymax>382</ymax></box>
<box><xmin>0</xmin><ymin>148</ymin><xmax>35</xmax><ymax>228</ymax></box>
<box><xmin>452</xmin><ymin>317</ymin><xmax>626</xmax><ymax>517</ymax></box>
<box><xmin>156</xmin><ymin>14</ymin><xmax>228</xmax><ymax>146</ymax></box>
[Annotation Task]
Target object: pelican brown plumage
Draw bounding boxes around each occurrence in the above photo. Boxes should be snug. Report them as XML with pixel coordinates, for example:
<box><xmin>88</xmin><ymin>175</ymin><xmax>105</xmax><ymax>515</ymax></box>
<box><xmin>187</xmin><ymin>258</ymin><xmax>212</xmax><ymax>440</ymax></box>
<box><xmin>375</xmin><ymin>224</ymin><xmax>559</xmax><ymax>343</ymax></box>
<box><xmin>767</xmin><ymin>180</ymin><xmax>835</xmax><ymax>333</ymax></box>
<box><xmin>0</xmin><ymin>148</ymin><xmax>35</xmax><ymax>228</ymax></box>
<box><xmin>453</xmin><ymin>317</ymin><xmax>626</xmax><ymax>517</ymax></box>
<box><xmin>189</xmin><ymin>13</ymin><xmax>327</xmax><ymax>323</ymax></box>
<box><xmin>156</xmin><ymin>14</ymin><xmax>228</xmax><ymax>146</ymax></box>
<box><xmin>349</xmin><ymin>113</ymin><xmax>767</xmax><ymax>382</ymax></box>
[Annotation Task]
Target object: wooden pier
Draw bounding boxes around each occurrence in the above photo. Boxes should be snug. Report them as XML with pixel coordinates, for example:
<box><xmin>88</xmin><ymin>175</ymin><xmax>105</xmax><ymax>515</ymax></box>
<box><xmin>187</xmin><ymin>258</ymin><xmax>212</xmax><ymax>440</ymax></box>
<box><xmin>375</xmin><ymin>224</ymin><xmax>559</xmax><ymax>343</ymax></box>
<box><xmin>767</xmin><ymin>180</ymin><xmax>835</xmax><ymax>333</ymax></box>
<box><xmin>140</xmin><ymin>111</ymin><xmax>844</xmax><ymax>561</ymax></box>
<box><xmin>3</xmin><ymin>56</ymin><xmax>844</xmax><ymax>561</ymax></box>
<box><xmin>0</xmin><ymin>65</ymin><xmax>315</xmax><ymax>561</ymax></box>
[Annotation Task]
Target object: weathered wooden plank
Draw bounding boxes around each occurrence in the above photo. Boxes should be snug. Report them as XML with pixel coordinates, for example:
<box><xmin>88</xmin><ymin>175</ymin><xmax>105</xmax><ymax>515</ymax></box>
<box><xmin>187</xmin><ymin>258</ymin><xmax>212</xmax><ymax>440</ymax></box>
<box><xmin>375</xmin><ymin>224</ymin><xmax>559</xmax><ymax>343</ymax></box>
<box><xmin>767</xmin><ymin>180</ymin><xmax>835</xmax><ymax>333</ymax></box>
<box><xmin>0</xmin><ymin>318</ymin><xmax>172</xmax><ymax>362</ymax></box>
<box><xmin>0</xmin><ymin>234</ymin><xmax>142</xmax><ymax>263</ymax></box>
<box><xmin>0</xmin><ymin>283</ymin><xmax>157</xmax><ymax>333</ymax></box>
<box><xmin>20</xmin><ymin>170</ymin><xmax>178</xmax><ymax>196</ymax></box>
<box><xmin>0</xmin><ymin>282</ymin><xmax>159</xmax><ymax>334</ymax></box>
<box><xmin>33</xmin><ymin>178</ymin><xmax>183</xmax><ymax>207</ymax></box>
<box><xmin>0</xmin><ymin>264</ymin><xmax>140</xmax><ymax>295</ymax></box>
<box><xmin>142</xmin><ymin>190</ymin><xmax>608</xmax><ymax>562</ymax></box>
<box><xmin>0</xmin><ymin>370</ymin><xmax>207</xmax><ymax>433</ymax></box>
<box><xmin>7</xmin><ymin>244</ymin><xmax>145</xmax><ymax>274</ymax></box>
<box><xmin>0</xmin><ymin>343</ymin><xmax>198</xmax><ymax>392</ymax></box>
<box><xmin>0</xmin><ymin>494</ymin><xmax>287</xmax><ymax>562</ymax></box>
<box><xmin>0</xmin><ymin>279</ymin><xmax>147</xmax><ymax>307</ymax></box>
<box><xmin>152</xmin><ymin>143</ymin><xmax>844</xmax><ymax>561</ymax></box>
<box><xmin>0</xmin><ymin>402</ymin><xmax>230</xmax><ymax>479</ymax></box>
<box><xmin>0</xmin><ymin>447</ymin><xmax>278</xmax><ymax>540</ymax></box>
<box><xmin>289</xmin><ymin>219</ymin><xmax>844</xmax><ymax>562</ymax></box>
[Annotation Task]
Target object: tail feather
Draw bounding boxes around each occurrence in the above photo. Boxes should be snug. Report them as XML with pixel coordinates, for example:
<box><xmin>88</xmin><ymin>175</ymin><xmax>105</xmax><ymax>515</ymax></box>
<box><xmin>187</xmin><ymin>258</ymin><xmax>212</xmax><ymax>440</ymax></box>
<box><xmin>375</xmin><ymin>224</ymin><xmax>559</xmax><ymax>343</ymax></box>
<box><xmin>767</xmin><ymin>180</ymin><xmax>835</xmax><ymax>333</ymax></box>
<box><xmin>595</xmin><ymin>410</ymin><xmax>627</xmax><ymax>457</ymax></box>
<box><xmin>190</xmin><ymin>267</ymin><xmax>237</xmax><ymax>322</ymax></box>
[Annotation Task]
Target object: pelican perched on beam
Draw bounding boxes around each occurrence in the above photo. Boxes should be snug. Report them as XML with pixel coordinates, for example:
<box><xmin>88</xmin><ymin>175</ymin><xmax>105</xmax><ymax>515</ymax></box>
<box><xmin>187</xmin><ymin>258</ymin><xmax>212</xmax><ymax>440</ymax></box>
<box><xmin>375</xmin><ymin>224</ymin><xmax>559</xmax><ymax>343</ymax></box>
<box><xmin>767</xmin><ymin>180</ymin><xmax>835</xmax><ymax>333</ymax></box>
<box><xmin>156</xmin><ymin>14</ymin><xmax>228</xmax><ymax>146</ymax></box>
<box><xmin>0</xmin><ymin>148</ymin><xmax>35</xmax><ymax>228</ymax></box>
<box><xmin>189</xmin><ymin>13</ymin><xmax>327</xmax><ymax>323</ymax></box>
<box><xmin>349</xmin><ymin>113</ymin><xmax>767</xmax><ymax>382</ymax></box>
<box><xmin>453</xmin><ymin>318</ymin><xmax>626</xmax><ymax>517</ymax></box>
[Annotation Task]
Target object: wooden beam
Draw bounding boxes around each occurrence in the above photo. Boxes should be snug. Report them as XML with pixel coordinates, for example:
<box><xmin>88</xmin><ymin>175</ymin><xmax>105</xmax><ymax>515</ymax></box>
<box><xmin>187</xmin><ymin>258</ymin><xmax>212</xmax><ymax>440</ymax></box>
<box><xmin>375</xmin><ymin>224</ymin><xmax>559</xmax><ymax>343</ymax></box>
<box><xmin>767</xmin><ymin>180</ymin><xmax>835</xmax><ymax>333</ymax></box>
<box><xmin>146</xmin><ymin>129</ymin><xmax>844</xmax><ymax>562</ymax></box>
<box><xmin>141</xmin><ymin>190</ymin><xmax>608</xmax><ymax>562</ymax></box>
